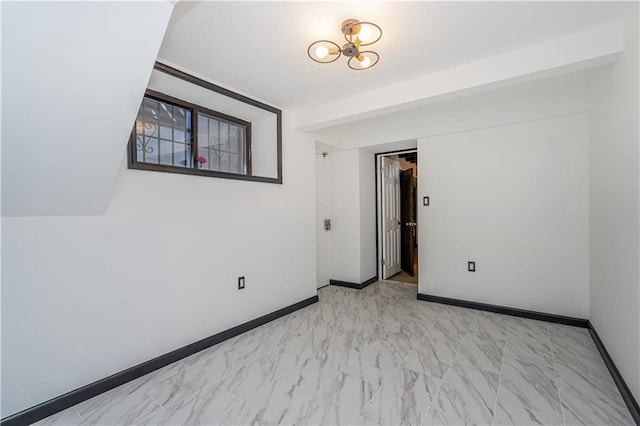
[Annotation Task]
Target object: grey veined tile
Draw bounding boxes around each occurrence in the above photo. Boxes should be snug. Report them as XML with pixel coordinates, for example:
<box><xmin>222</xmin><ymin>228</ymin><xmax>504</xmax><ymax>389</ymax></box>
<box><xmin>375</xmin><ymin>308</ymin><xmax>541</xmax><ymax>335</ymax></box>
<box><xmin>219</xmin><ymin>350</ymin><xmax>300</xmax><ymax>399</ymax></box>
<box><xmin>497</xmin><ymin>352</ymin><xmax>563</xmax><ymax>418</ymax></box>
<box><xmin>469</xmin><ymin>313</ymin><xmax>509</xmax><ymax>342</ymax></box>
<box><xmin>493</xmin><ymin>398</ymin><xmax>563</xmax><ymax>425</ymax></box>
<box><xmin>434</xmin><ymin>360</ymin><xmax>499</xmax><ymax>425</ymax></box>
<box><xmin>509</xmin><ymin>317</ymin><xmax>550</xmax><ymax>340</ymax></box>
<box><xmin>427</xmin><ymin>316</ymin><xmax>469</xmax><ymax>345</ymax></box>
<box><xmin>215</xmin><ymin>376</ymin><xmax>313</xmax><ymax>425</ymax></box>
<box><xmin>553</xmin><ymin>349</ymin><xmax>617</xmax><ymax>396</ymax></box>
<box><xmin>454</xmin><ymin>332</ymin><xmax>504</xmax><ymax>374</ymax></box>
<box><xmin>283</xmin><ymin>343</ymin><xmax>359</xmax><ymax>393</ymax></box>
<box><xmin>140</xmin><ymin>383</ymin><xmax>241</xmax><ymax>425</ymax></box>
<box><xmin>421</xmin><ymin>407</ymin><xmax>478</xmax><ymax>425</ymax></box>
<box><xmin>360</xmin><ymin>364</ymin><xmax>441</xmax><ymax>426</ymax></box>
<box><xmin>505</xmin><ymin>332</ymin><xmax>554</xmax><ymax>366</ymax></box>
<box><xmin>403</xmin><ymin>335</ymin><xmax>458</xmax><ymax>379</ymax></box>
<box><xmin>341</xmin><ymin>340</ymin><xmax>405</xmax><ymax>389</ymax></box>
<box><xmin>78</xmin><ymin>390</ymin><xmax>162</xmax><ymax>425</ymax></box>
<box><xmin>558</xmin><ymin>371</ymin><xmax>634</xmax><ymax>425</ymax></box>
<box><xmin>550</xmin><ymin>329</ymin><xmax>601</xmax><ymax>363</ymax></box>
<box><xmin>74</xmin><ymin>361</ymin><xmax>186</xmax><ymax>418</ymax></box>
<box><xmin>287</xmin><ymin>372</ymin><xmax>377</xmax><ymax>425</ymax></box>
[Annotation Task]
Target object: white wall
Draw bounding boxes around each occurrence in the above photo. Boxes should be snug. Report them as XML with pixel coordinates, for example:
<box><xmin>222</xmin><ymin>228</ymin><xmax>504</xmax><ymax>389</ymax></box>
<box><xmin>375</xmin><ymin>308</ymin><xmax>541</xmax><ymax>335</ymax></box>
<box><xmin>359</xmin><ymin>150</ymin><xmax>377</xmax><ymax>281</ymax></box>
<box><xmin>589</xmin><ymin>4</ymin><xmax>639</xmax><ymax>401</ymax></box>
<box><xmin>316</xmin><ymin>143</ymin><xmax>332</xmax><ymax>288</ymax></box>
<box><xmin>418</xmin><ymin>113</ymin><xmax>590</xmax><ymax>318</ymax></box>
<box><xmin>1</xmin><ymin>113</ymin><xmax>317</xmax><ymax>417</ymax></box>
<box><xmin>1</xmin><ymin>1</ymin><xmax>174</xmax><ymax>217</ymax></box>
<box><xmin>327</xmin><ymin>148</ymin><xmax>377</xmax><ymax>284</ymax></box>
<box><xmin>329</xmin><ymin>150</ymin><xmax>362</xmax><ymax>283</ymax></box>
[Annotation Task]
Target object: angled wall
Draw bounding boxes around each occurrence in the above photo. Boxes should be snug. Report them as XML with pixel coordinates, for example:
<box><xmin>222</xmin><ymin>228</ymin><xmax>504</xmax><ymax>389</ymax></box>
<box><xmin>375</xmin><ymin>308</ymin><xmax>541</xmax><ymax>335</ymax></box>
<box><xmin>1</xmin><ymin>1</ymin><xmax>173</xmax><ymax>216</ymax></box>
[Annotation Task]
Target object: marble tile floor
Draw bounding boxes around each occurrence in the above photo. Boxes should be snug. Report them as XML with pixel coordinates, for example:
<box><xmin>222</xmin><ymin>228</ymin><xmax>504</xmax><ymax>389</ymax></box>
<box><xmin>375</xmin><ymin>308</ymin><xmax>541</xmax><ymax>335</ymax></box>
<box><xmin>36</xmin><ymin>281</ymin><xmax>634</xmax><ymax>425</ymax></box>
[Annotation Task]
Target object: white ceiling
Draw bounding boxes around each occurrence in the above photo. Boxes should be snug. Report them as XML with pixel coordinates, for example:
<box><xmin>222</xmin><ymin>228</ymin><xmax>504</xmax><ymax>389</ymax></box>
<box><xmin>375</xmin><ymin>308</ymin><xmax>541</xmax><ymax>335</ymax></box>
<box><xmin>159</xmin><ymin>1</ymin><xmax>630</xmax><ymax>110</ymax></box>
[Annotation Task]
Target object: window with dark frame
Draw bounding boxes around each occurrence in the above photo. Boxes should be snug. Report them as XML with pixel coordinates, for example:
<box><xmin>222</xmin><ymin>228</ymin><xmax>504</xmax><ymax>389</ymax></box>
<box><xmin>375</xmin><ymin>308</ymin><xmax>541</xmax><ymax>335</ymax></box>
<box><xmin>130</xmin><ymin>90</ymin><xmax>251</xmax><ymax>176</ymax></box>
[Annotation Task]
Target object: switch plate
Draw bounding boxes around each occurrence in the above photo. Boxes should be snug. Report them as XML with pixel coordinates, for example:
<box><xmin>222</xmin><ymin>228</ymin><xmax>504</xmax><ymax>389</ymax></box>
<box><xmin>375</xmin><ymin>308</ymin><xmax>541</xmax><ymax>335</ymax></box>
<box><xmin>423</xmin><ymin>196</ymin><xmax>429</xmax><ymax>206</ymax></box>
<box><xmin>238</xmin><ymin>276</ymin><xmax>245</xmax><ymax>289</ymax></box>
<box><xmin>468</xmin><ymin>261</ymin><xmax>475</xmax><ymax>272</ymax></box>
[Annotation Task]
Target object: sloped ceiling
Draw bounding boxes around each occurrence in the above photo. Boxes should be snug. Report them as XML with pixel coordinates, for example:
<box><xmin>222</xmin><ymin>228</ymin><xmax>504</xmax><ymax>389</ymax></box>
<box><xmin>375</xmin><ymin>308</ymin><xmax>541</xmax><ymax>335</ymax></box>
<box><xmin>1</xmin><ymin>1</ymin><xmax>174</xmax><ymax>216</ymax></box>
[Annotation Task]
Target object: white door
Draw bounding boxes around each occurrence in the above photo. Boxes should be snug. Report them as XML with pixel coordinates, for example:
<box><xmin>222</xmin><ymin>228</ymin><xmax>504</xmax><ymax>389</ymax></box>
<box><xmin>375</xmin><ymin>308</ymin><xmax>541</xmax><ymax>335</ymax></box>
<box><xmin>382</xmin><ymin>156</ymin><xmax>401</xmax><ymax>279</ymax></box>
<box><xmin>316</xmin><ymin>153</ymin><xmax>331</xmax><ymax>288</ymax></box>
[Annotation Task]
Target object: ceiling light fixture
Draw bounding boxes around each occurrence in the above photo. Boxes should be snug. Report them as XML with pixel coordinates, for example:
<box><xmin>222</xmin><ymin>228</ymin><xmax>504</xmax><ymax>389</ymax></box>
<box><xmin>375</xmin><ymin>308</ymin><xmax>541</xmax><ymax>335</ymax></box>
<box><xmin>308</xmin><ymin>19</ymin><xmax>382</xmax><ymax>71</ymax></box>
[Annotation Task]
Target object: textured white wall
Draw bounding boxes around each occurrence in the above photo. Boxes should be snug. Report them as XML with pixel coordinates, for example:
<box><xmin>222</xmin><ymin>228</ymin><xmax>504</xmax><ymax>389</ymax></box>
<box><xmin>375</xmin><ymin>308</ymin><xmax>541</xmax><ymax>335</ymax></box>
<box><xmin>1</xmin><ymin>113</ymin><xmax>317</xmax><ymax>417</ymax></box>
<box><xmin>589</xmin><ymin>4</ymin><xmax>640</xmax><ymax>401</ymax></box>
<box><xmin>418</xmin><ymin>113</ymin><xmax>590</xmax><ymax>318</ymax></box>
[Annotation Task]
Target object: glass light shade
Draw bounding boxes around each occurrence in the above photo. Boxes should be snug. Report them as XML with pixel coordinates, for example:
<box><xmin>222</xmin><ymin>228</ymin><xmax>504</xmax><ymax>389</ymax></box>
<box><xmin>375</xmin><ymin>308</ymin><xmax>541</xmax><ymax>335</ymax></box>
<box><xmin>348</xmin><ymin>51</ymin><xmax>379</xmax><ymax>70</ymax></box>
<box><xmin>307</xmin><ymin>40</ymin><xmax>341</xmax><ymax>64</ymax></box>
<box><xmin>359</xmin><ymin>26</ymin><xmax>373</xmax><ymax>42</ymax></box>
<box><xmin>343</xmin><ymin>21</ymin><xmax>382</xmax><ymax>46</ymax></box>
<box><xmin>315</xmin><ymin>45</ymin><xmax>329</xmax><ymax>59</ymax></box>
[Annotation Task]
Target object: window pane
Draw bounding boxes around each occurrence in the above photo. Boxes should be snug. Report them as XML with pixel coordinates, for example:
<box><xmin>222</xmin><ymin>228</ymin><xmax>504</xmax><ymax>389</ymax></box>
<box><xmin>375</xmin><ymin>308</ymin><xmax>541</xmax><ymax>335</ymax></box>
<box><xmin>175</xmin><ymin>143</ymin><xmax>191</xmax><ymax>168</ymax></box>
<box><xmin>159</xmin><ymin>140</ymin><xmax>173</xmax><ymax>166</ymax></box>
<box><xmin>134</xmin><ymin>97</ymin><xmax>192</xmax><ymax>168</ymax></box>
<box><xmin>197</xmin><ymin>111</ymin><xmax>248</xmax><ymax>175</ymax></box>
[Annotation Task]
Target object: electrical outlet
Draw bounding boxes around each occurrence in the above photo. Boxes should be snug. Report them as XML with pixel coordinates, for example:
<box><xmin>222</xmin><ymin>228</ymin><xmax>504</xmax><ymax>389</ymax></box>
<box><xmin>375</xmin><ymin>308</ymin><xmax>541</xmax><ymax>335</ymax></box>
<box><xmin>468</xmin><ymin>261</ymin><xmax>476</xmax><ymax>272</ymax></box>
<box><xmin>238</xmin><ymin>276</ymin><xmax>245</xmax><ymax>289</ymax></box>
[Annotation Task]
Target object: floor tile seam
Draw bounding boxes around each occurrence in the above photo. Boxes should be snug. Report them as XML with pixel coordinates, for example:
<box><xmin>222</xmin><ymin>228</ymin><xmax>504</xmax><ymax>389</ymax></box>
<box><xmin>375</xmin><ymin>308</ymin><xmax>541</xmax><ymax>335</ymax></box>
<box><xmin>490</xmin><ymin>319</ymin><xmax>510</xmax><ymax>426</ymax></box>
<box><xmin>72</xmin><ymin>406</ymin><xmax>86</xmax><ymax>422</ymax></box>
<box><xmin>549</xmin><ymin>341</ymin><xmax>609</xmax><ymax>371</ymax></box>
<box><xmin>551</xmin><ymin>354</ymin><xmax>623</xmax><ymax>396</ymax></box>
<box><xmin>495</xmin><ymin>397</ymin><xmax>565</xmax><ymax>424</ymax></box>
<box><xmin>139</xmin><ymin>390</ymin><xmax>169</xmax><ymax>422</ymax></box>
<box><xmin>418</xmin><ymin>364</ymin><xmax>452</xmax><ymax>426</ymax></box>
<box><xmin>549</xmin><ymin>336</ymin><xmax>567</xmax><ymax>426</ymax></box>
<box><xmin>452</xmin><ymin>347</ymin><xmax>504</xmax><ymax>377</ymax></box>
<box><xmin>349</xmin><ymin>361</ymin><xmax>403</xmax><ymax>426</ymax></box>
<box><xmin>426</xmin><ymin>406</ymin><xmax>478</xmax><ymax>426</ymax></box>
<box><xmin>556</xmin><ymin>376</ymin><xmax>635</xmax><ymax>425</ymax></box>
<box><xmin>552</xmin><ymin>346</ymin><xmax>607</xmax><ymax>366</ymax></box>
<box><xmin>556</xmin><ymin>375</ymin><xmax>631</xmax><ymax>413</ymax></box>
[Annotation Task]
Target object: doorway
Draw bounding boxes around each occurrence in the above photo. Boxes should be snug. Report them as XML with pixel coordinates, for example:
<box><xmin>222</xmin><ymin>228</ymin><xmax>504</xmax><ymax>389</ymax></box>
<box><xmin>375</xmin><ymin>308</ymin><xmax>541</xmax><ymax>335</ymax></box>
<box><xmin>376</xmin><ymin>150</ymin><xmax>418</xmax><ymax>285</ymax></box>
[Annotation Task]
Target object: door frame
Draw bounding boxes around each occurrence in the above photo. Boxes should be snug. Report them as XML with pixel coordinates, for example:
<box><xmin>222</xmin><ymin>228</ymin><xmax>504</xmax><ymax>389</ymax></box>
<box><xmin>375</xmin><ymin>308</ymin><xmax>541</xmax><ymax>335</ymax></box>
<box><xmin>375</xmin><ymin>149</ymin><xmax>418</xmax><ymax>279</ymax></box>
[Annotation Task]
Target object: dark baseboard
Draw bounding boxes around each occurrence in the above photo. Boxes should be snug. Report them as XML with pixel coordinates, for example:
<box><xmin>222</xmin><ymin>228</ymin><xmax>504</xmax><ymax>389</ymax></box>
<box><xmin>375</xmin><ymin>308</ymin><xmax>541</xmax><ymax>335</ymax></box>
<box><xmin>587</xmin><ymin>322</ymin><xmax>640</xmax><ymax>425</ymax></box>
<box><xmin>330</xmin><ymin>276</ymin><xmax>377</xmax><ymax>290</ymax></box>
<box><xmin>1</xmin><ymin>295</ymin><xmax>319</xmax><ymax>426</ymax></box>
<box><xmin>417</xmin><ymin>293</ymin><xmax>589</xmax><ymax>328</ymax></box>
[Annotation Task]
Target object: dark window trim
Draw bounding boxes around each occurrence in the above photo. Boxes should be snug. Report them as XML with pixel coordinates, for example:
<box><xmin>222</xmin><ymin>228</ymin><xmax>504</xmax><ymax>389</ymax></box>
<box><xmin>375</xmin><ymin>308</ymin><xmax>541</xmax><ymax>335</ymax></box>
<box><xmin>127</xmin><ymin>62</ymin><xmax>282</xmax><ymax>184</ymax></box>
